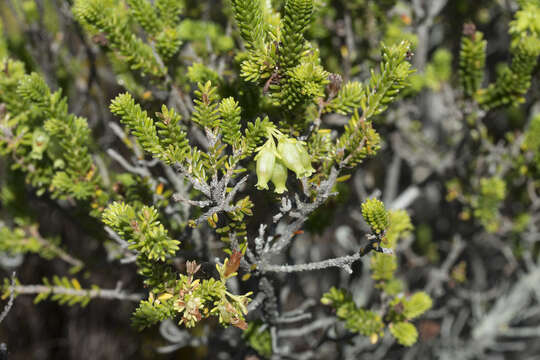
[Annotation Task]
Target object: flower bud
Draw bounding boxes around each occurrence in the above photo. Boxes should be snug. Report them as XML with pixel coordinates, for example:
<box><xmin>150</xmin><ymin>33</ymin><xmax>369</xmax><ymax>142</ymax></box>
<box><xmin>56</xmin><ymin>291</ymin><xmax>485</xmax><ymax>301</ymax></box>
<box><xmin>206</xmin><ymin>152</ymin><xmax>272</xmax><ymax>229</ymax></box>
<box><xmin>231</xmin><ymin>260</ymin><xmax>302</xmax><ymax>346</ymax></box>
<box><xmin>30</xmin><ymin>129</ymin><xmax>49</xmax><ymax>160</ymax></box>
<box><xmin>271</xmin><ymin>160</ymin><xmax>288</xmax><ymax>194</ymax></box>
<box><xmin>224</xmin><ymin>251</ymin><xmax>242</xmax><ymax>278</ymax></box>
<box><xmin>255</xmin><ymin>140</ymin><xmax>276</xmax><ymax>190</ymax></box>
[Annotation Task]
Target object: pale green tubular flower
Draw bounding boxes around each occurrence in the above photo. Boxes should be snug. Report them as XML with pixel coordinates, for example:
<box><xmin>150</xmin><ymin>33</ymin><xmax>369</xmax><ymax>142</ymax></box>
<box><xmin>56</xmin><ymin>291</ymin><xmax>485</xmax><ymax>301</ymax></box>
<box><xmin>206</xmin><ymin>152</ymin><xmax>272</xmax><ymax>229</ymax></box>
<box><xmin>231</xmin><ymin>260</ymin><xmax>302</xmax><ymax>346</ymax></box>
<box><xmin>271</xmin><ymin>160</ymin><xmax>288</xmax><ymax>193</ymax></box>
<box><xmin>277</xmin><ymin>137</ymin><xmax>313</xmax><ymax>178</ymax></box>
<box><xmin>255</xmin><ymin>139</ymin><xmax>277</xmax><ymax>190</ymax></box>
<box><xmin>297</xmin><ymin>141</ymin><xmax>315</xmax><ymax>177</ymax></box>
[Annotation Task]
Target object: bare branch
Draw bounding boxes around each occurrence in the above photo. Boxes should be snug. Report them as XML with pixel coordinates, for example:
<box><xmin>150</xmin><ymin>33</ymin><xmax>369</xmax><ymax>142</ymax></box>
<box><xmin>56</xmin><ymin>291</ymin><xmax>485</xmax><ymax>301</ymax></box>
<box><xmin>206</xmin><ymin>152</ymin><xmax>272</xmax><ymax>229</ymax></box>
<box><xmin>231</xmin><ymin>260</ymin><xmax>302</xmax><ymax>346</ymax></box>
<box><xmin>260</xmin><ymin>252</ymin><xmax>362</xmax><ymax>274</ymax></box>
<box><xmin>11</xmin><ymin>283</ymin><xmax>143</xmax><ymax>302</ymax></box>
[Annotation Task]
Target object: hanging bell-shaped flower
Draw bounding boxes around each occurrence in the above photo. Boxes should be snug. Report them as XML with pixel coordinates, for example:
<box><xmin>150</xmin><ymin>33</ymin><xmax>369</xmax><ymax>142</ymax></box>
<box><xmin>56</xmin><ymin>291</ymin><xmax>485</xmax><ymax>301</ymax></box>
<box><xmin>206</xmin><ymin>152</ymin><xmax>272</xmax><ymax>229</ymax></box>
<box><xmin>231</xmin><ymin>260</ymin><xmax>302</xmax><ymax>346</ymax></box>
<box><xmin>276</xmin><ymin>137</ymin><xmax>304</xmax><ymax>178</ymax></box>
<box><xmin>277</xmin><ymin>137</ymin><xmax>313</xmax><ymax>179</ymax></box>
<box><xmin>297</xmin><ymin>142</ymin><xmax>315</xmax><ymax>177</ymax></box>
<box><xmin>255</xmin><ymin>139</ymin><xmax>276</xmax><ymax>190</ymax></box>
<box><xmin>271</xmin><ymin>160</ymin><xmax>288</xmax><ymax>194</ymax></box>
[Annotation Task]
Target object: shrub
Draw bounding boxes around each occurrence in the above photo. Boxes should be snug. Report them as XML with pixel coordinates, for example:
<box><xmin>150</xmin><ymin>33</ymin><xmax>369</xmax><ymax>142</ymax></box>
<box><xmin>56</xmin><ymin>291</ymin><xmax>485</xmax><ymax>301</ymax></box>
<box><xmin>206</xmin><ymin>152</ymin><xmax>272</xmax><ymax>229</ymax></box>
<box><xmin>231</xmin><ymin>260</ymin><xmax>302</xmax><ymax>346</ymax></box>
<box><xmin>0</xmin><ymin>0</ymin><xmax>540</xmax><ymax>359</ymax></box>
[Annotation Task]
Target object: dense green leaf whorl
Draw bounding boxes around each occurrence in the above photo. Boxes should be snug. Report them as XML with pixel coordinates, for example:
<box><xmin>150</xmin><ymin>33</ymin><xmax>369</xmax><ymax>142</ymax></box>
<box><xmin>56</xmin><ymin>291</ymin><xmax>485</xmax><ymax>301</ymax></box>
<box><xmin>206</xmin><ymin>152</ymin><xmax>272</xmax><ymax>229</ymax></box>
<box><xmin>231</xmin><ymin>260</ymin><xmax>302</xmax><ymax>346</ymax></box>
<box><xmin>361</xmin><ymin>198</ymin><xmax>390</xmax><ymax>234</ymax></box>
<box><xmin>459</xmin><ymin>25</ymin><xmax>487</xmax><ymax>98</ymax></box>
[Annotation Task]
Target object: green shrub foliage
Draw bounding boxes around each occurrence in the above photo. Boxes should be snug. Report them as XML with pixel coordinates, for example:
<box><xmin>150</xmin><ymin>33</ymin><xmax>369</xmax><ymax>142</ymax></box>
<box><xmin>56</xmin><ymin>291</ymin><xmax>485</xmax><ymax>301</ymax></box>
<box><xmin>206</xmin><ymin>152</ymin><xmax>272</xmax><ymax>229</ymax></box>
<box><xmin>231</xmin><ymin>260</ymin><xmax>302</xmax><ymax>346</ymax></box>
<box><xmin>0</xmin><ymin>0</ymin><xmax>540</xmax><ymax>358</ymax></box>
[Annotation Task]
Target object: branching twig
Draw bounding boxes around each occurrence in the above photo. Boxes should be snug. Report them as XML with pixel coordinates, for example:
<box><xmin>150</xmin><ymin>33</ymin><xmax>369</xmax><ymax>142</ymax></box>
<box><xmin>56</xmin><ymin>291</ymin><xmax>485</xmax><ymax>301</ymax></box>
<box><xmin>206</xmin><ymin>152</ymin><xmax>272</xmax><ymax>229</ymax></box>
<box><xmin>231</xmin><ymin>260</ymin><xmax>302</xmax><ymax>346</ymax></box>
<box><xmin>268</xmin><ymin>167</ymin><xmax>340</xmax><ymax>254</ymax></box>
<box><xmin>261</xmin><ymin>234</ymin><xmax>386</xmax><ymax>274</ymax></box>
<box><xmin>260</xmin><ymin>252</ymin><xmax>362</xmax><ymax>274</ymax></box>
<box><xmin>104</xmin><ymin>226</ymin><xmax>138</xmax><ymax>264</ymax></box>
<box><xmin>11</xmin><ymin>283</ymin><xmax>143</xmax><ymax>302</ymax></box>
<box><xmin>157</xmin><ymin>319</ymin><xmax>208</xmax><ymax>353</ymax></box>
<box><xmin>28</xmin><ymin>226</ymin><xmax>84</xmax><ymax>269</ymax></box>
<box><xmin>426</xmin><ymin>236</ymin><xmax>466</xmax><ymax>295</ymax></box>
<box><xmin>107</xmin><ymin>148</ymin><xmax>150</xmax><ymax>180</ymax></box>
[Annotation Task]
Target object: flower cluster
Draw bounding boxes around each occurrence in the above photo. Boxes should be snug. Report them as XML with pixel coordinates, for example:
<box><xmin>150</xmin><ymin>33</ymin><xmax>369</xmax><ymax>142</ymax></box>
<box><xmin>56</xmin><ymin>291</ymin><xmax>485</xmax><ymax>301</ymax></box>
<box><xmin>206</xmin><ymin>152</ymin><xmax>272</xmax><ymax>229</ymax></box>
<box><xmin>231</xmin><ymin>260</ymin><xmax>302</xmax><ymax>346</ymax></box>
<box><xmin>173</xmin><ymin>261</ymin><xmax>204</xmax><ymax>327</ymax></box>
<box><xmin>213</xmin><ymin>252</ymin><xmax>251</xmax><ymax>330</ymax></box>
<box><xmin>255</xmin><ymin>128</ymin><xmax>315</xmax><ymax>193</ymax></box>
<box><xmin>134</xmin><ymin>253</ymin><xmax>252</xmax><ymax>331</ymax></box>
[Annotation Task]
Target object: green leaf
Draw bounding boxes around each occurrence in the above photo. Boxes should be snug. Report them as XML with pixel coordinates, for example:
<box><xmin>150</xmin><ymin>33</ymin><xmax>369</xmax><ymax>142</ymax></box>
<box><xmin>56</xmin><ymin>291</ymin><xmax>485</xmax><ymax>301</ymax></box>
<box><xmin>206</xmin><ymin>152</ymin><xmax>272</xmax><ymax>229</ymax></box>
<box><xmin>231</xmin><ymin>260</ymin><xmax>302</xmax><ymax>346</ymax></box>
<box><xmin>458</xmin><ymin>27</ymin><xmax>486</xmax><ymax>97</ymax></box>
<box><xmin>390</xmin><ymin>322</ymin><xmax>418</xmax><ymax>347</ymax></box>
<box><xmin>371</xmin><ymin>253</ymin><xmax>396</xmax><ymax>281</ymax></box>
<box><xmin>243</xmin><ymin>322</ymin><xmax>273</xmax><ymax>357</ymax></box>
<box><xmin>404</xmin><ymin>292</ymin><xmax>433</xmax><ymax>319</ymax></box>
<box><xmin>231</xmin><ymin>0</ymin><xmax>266</xmax><ymax>49</ymax></box>
<box><xmin>385</xmin><ymin>210</ymin><xmax>413</xmax><ymax>248</ymax></box>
